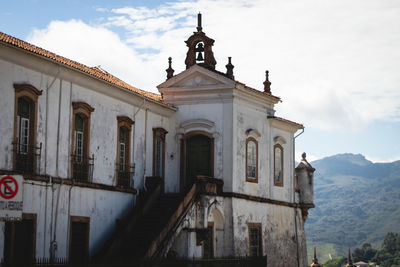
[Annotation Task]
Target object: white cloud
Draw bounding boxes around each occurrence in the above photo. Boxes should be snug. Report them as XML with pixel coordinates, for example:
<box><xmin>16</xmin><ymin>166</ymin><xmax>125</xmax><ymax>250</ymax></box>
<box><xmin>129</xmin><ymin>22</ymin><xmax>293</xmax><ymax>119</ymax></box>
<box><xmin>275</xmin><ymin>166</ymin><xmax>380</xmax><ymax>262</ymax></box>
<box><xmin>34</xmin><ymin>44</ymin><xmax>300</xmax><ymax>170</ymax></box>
<box><xmin>365</xmin><ymin>155</ymin><xmax>400</xmax><ymax>163</ymax></box>
<box><xmin>26</xmin><ymin>0</ymin><xmax>400</xmax><ymax>131</ymax></box>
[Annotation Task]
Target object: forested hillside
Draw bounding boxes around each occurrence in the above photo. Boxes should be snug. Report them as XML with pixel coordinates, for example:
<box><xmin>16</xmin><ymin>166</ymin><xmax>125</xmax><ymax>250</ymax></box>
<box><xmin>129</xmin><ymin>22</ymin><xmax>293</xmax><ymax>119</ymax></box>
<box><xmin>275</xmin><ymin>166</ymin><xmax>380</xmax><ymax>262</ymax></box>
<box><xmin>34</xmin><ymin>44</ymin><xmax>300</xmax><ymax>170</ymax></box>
<box><xmin>305</xmin><ymin>153</ymin><xmax>400</xmax><ymax>262</ymax></box>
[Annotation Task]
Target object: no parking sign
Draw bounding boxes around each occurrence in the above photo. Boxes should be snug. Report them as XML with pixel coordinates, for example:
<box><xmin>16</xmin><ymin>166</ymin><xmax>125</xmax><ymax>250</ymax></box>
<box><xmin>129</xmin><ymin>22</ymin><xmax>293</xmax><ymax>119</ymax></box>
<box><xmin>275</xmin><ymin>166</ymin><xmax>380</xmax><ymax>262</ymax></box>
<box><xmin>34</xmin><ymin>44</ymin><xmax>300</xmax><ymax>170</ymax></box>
<box><xmin>0</xmin><ymin>175</ymin><xmax>23</xmax><ymax>221</ymax></box>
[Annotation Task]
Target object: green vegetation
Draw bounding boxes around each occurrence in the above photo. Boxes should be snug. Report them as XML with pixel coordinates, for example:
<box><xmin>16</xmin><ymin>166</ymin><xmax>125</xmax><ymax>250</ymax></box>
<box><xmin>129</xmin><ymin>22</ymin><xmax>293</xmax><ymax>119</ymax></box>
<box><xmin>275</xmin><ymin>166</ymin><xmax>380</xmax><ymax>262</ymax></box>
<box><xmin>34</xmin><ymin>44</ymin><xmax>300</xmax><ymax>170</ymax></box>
<box><xmin>305</xmin><ymin>154</ymin><xmax>400</xmax><ymax>257</ymax></box>
<box><xmin>371</xmin><ymin>233</ymin><xmax>400</xmax><ymax>267</ymax></box>
<box><xmin>323</xmin><ymin>257</ymin><xmax>346</xmax><ymax>267</ymax></box>
<box><xmin>318</xmin><ymin>233</ymin><xmax>400</xmax><ymax>267</ymax></box>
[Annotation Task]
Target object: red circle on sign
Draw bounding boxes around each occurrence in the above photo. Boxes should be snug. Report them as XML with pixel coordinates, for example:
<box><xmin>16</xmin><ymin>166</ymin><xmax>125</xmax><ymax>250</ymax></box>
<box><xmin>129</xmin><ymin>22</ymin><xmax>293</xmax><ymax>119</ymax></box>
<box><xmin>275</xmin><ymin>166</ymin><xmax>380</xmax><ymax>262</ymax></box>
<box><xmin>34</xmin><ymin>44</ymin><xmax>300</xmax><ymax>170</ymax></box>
<box><xmin>0</xmin><ymin>176</ymin><xmax>19</xmax><ymax>200</ymax></box>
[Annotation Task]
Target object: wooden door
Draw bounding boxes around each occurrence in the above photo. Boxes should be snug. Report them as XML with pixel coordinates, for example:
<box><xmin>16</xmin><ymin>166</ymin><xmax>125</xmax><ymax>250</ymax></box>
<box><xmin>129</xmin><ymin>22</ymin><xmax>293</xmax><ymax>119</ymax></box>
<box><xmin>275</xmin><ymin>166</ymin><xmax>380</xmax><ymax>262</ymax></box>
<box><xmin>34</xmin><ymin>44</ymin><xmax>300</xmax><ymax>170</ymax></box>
<box><xmin>4</xmin><ymin>215</ymin><xmax>36</xmax><ymax>265</ymax></box>
<box><xmin>184</xmin><ymin>134</ymin><xmax>212</xmax><ymax>190</ymax></box>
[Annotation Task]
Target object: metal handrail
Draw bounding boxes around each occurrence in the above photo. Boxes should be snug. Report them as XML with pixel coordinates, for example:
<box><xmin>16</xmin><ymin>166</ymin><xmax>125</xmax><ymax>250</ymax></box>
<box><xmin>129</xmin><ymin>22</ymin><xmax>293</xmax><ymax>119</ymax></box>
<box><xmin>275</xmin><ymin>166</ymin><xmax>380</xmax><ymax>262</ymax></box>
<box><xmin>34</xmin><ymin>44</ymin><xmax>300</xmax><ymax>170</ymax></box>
<box><xmin>71</xmin><ymin>154</ymin><xmax>94</xmax><ymax>183</ymax></box>
<box><xmin>12</xmin><ymin>140</ymin><xmax>42</xmax><ymax>175</ymax></box>
<box><xmin>116</xmin><ymin>163</ymin><xmax>135</xmax><ymax>187</ymax></box>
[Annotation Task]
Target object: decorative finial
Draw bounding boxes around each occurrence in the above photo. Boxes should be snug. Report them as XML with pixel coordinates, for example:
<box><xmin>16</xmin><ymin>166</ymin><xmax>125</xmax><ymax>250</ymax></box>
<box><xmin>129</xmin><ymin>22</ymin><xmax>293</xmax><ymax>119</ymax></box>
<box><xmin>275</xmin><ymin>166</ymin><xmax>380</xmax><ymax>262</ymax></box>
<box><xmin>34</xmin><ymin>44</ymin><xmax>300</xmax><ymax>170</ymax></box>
<box><xmin>197</xmin><ymin>13</ymin><xmax>202</xmax><ymax>32</ymax></box>
<box><xmin>225</xmin><ymin>57</ymin><xmax>234</xmax><ymax>79</ymax></box>
<box><xmin>302</xmin><ymin>152</ymin><xmax>306</xmax><ymax>160</ymax></box>
<box><xmin>263</xmin><ymin>70</ymin><xmax>271</xmax><ymax>93</ymax></box>
<box><xmin>345</xmin><ymin>248</ymin><xmax>355</xmax><ymax>267</ymax></box>
<box><xmin>166</xmin><ymin>57</ymin><xmax>174</xmax><ymax>80</ymax></box>
<box><xmin>310</xmin><ymin>247</ymin><xmax>322</xmax><ymax>267</ymax></box>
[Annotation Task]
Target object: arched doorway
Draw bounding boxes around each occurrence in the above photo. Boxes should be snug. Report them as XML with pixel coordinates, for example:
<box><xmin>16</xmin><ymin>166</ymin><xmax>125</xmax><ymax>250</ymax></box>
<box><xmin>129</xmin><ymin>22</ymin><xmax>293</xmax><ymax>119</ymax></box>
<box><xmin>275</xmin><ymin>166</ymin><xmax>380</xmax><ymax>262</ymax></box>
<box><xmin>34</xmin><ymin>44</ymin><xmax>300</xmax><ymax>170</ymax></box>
<box><xmin>180</xmin><ymin>131</ymin><xmax>214</xmax><ymax>192</ymax></box>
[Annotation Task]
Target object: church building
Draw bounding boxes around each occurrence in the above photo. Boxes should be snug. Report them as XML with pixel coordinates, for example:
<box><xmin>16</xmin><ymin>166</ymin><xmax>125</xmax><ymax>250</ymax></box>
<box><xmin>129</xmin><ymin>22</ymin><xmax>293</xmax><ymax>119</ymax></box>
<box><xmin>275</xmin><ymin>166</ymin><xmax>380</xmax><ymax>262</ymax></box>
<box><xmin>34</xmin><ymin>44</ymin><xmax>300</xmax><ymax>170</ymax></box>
<box><xmin>0</xmin><ymin>14</ymin><xmax>315</xmax><ymax>266</ymax></box>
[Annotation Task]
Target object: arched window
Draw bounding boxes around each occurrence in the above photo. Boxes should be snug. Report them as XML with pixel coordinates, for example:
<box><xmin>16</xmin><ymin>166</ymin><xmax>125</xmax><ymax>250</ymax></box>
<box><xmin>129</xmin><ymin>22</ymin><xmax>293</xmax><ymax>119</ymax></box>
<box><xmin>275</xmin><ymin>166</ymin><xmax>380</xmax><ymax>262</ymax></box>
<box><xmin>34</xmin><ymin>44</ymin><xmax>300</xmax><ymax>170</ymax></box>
<box><xmin>246</xmin><ymin>137</ymin><xmax>258</xmax><ymax>183</ymax></box>
<box><xmin>13</xmin><ymin>84</ymin><xmax>42</xmax><ymax>174</ymax></box>
<box><xmin>153</xmin><ymin>128</ymin><xmax>167</xmax><ymax>179</ymax></box>
<box><xmin>274</xmin><ymin>144</ymin><xmax>284</xmax><ymax>186</ymax></box>
<box><xmin>17</xmin><ymin>97</ymin><xmax>32</xmax><ymax>155</ymax></box>
<box><xmin>117</xmin><ymin>116</ymin><xmax>134</xmax><ymax>187</ymax></box>
<box><xmin>71</xmin><ymin>102</ymin><xmax>94</xmax><ymax>182</ymax></box>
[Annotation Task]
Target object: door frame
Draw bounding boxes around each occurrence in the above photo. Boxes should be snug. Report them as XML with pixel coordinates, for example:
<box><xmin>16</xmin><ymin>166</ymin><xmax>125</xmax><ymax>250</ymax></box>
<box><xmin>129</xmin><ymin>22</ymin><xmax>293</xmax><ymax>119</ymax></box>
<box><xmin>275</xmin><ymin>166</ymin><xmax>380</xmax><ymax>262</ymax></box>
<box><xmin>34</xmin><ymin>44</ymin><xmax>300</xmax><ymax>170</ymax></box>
<box><xmin>3</xmin><ymin>213</ymin><xmax>37</xmax><ymax>264</ymax></box>
<box><xmin>180</xmin><ymin>130</ymin><xmax>214</xmax><ymax>192</ymax></box>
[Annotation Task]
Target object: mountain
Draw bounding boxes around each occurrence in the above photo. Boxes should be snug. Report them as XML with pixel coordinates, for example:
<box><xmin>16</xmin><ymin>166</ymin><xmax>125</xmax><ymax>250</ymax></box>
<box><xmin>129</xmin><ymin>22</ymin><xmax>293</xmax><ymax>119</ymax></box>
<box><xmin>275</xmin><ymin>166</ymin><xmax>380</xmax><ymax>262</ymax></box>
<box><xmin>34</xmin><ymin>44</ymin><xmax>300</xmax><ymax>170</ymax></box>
<box><xmin>305</xmin><ymin>153</ymin><xmax>400</xmax><ymax>263</ymax></box>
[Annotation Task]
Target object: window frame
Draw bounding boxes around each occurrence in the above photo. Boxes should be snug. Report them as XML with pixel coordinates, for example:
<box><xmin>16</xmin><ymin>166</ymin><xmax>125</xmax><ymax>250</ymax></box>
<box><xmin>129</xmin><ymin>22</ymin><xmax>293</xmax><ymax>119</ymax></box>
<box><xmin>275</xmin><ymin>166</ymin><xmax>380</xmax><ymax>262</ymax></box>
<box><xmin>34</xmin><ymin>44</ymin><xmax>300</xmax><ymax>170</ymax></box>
<box><xmin>116</xmin><ymin>116</ymin><xmax>134</xmax><ymax>186</ymax></box>
<box><xmin>13</xmin><ymin>84</ymin><xmax>42</xmax><ymax>173</ymax></box>
<box><xmin>71</xmin><ymin>102</ymin><xmax>94</xmax><ymax>180</ymax></box>
<box><xmin>202</xmin><ymin>221</ymin><xmax>214</xmax><ymax>259</ymax></box>
<box><xmin>3</xmin><ymin>213</ymin><xmax>37</xmax><ymax>265</ymax></box>
<box><xmin>69</xmin><ymin>216</ymin><xmax>90</xmax><ymax>264</ymax></box>
<box><xmin>245</xmin><ymin>137</ymin><xmax>259</xmax><ymax>183</ymax></box>
<box><xmin>247</xmin><ymin>222</ymin><xmax>262</xmax><ymax>257</ymax></box>
<box><xmin>152</xmin><ymin>128</ymin><xmax>168</xmax><ymax>178</ymax></box>
<box><xmin>273</xmin><ymin>143</ymin><xmax>284</xmax><ymax>187</ymax></box>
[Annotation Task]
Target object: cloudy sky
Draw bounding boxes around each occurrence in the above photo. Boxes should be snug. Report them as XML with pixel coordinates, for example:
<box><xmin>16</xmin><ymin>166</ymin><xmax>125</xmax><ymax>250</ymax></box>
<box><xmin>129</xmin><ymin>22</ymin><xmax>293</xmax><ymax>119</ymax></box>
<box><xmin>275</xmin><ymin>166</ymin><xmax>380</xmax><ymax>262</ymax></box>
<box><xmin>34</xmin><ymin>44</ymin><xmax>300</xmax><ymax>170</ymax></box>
<box><xmin>1</xmin><ymin>0</ymin><xmax>399</xmax><ymax>162</ymax></box>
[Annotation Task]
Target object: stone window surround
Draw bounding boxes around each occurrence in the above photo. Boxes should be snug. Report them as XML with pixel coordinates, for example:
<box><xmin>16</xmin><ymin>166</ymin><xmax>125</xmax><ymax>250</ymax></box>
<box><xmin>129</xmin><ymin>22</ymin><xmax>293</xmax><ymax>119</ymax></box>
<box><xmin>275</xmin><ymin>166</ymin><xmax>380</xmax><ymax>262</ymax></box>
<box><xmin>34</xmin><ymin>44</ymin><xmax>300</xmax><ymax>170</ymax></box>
<box><xmin>116</xmin><ymin>116</ymin><xmax>134</xmax><ymax>185</ymax></box>
<box><xmin>71</xmin><ymin>102</ymin><xmax>94</xmax><ymax>178</ymax></box>
<box><xmin>153</xmin><ymin>127</ymin><xmax>168</xmax><ymax>191</ymax></box>
<box><xmin>273</xmin><ymin>143</ymin><xmax>284</xmax><ymax>187</ymax></box>
<box><xmin>245</xmin><ymin>137</ymin><xmax>259</xmax><ymax>183</ymax></box>
<box><xmin>247</xmin><ymin>222</ymin><xmax>263</xmax><ymax>257</ymax></box>
<box><xmin>4</xmin><ymin>213</ymin><xmax>37</xmax><ymax>263</ymax></box>
<box><xmin>69</xmin><ymin>216</ymin><xmax>90</xmax><ymax>262</ymax></box>
<box><xmin>13</xmin><ymin>84</ymin><xmax>42</xmax><ymax>171</ymax></box>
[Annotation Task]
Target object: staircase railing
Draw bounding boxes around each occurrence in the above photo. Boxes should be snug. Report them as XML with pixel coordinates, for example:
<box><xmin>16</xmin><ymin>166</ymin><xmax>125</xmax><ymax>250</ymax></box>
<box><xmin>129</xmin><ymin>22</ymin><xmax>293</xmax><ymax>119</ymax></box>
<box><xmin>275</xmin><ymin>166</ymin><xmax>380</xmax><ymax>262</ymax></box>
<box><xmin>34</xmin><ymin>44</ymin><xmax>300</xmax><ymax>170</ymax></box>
<box><xmin>145</xmin><ymin>176</ymin><xmax>224</xmax><ymax>258</ymax></box>
<box><xmin>92</xmin><ymin>176</ymin><xmax>163</xmax><ymax>262</ymax></box>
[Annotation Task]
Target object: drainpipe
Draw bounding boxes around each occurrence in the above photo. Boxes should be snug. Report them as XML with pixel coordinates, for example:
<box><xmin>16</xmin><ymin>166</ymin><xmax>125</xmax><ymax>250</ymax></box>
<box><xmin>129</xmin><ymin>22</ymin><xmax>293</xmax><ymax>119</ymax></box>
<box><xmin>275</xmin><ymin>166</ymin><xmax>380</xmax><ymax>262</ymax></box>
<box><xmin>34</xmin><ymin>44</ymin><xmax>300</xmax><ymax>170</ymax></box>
<box><xmin>143</xmin><ymin>107</ymin><xmax>148</xmax><ymax>189</ymax></box>
<box><xmin>43</xmin><ymin>178</ymin><xmax>48</xmax><ymax>257</ymax></box>
<box><xmin>293</xmin><ymin>128</ymin><xmax>304</xmax><ymax>267</ymax></box>
<box><xmin>132</xmin><ymin>99</ymin><xmax>146</xmax><ymax>168</ymax></box>
<box><xmin>44</xmin><ymin>66</ymin><xmax>61</xmax><ymax>175</ymax></box>
<box><xmin>55</xmin><ymin>79</ymin><xmax>63</xmax><ymax>177</ymax></box>
<box><xmin>66</xmin><ymin>180</ymin><xmax>74</xmax><ymax>257</ymax></box>
<box><xmin>67</xmin><ymin>82</ymin><xmax>72</xmax><ymax>177</ymax></box>
<box><xmin>50</xmin><ymin>179</ymin><xmax>63</xmax><ymax>261</ymax></box>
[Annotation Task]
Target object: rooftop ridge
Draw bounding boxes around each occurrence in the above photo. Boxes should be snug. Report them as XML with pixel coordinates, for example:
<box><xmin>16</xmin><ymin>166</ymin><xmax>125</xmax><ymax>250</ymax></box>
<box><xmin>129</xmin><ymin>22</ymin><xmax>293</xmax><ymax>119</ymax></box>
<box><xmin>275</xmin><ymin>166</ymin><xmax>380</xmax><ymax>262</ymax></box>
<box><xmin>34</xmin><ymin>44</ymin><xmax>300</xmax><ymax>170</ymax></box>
<box><xmin>0</xmin><ymin>31</ymin><xmax>163</xmax><ymax>103</ymax></box>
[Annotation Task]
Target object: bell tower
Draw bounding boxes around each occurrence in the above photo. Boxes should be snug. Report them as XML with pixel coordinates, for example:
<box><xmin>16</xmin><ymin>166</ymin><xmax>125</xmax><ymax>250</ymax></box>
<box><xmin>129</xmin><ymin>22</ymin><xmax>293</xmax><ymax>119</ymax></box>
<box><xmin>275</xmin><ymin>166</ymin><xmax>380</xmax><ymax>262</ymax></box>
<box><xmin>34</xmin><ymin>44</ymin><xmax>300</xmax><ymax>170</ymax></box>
<box><xmin>184</xmin><ymin>13</ymin><xmax>217</xmax><ymax>69</ymax></box>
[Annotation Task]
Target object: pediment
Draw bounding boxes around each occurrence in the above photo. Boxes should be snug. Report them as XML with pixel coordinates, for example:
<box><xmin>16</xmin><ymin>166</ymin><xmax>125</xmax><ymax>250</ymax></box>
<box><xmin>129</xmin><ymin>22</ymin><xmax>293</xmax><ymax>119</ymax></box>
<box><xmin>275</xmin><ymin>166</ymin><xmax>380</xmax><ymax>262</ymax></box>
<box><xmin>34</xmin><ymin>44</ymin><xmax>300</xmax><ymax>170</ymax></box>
<box><xmin>157</xmin><ymin>65</ymin><xmax>235</xmax><ymax>90</ymax></box>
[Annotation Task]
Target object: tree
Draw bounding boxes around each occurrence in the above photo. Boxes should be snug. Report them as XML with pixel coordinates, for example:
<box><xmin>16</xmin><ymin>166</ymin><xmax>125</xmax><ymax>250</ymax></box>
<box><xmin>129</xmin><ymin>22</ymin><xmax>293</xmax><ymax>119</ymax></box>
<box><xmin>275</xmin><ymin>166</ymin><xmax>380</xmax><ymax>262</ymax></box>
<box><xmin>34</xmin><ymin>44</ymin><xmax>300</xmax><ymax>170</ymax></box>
<box><xmin>353</xmin><ymin>242</ymin><xmax>377</xmax><ymax>262</ymax></box>
<box><xmin>383</xmin><ymin>233</ymin><xmax>397</xmax><ymax>254</ymax></box>
<box><xmin>324</xmin><ymin>257</ymin><xmax>346</xmax><ymax>267</ymax></box>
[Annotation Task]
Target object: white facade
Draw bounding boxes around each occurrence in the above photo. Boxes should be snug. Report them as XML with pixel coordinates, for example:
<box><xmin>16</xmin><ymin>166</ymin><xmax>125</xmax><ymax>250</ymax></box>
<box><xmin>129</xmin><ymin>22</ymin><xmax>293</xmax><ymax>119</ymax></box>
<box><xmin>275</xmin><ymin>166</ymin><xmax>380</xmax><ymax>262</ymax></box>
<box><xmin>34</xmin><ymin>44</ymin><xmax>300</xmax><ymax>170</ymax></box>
<box><xmin>0</xmin><ymin>20</ymin><xmax>315</xmax><ymax>266</ymax></box>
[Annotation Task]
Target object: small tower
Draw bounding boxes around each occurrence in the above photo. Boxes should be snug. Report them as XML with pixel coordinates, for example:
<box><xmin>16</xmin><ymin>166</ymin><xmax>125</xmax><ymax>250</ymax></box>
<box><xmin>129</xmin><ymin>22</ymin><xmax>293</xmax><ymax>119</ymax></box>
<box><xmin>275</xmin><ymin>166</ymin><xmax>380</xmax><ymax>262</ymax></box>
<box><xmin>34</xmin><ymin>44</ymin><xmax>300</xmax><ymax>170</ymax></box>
<box><xmin>295</xmin><ymin>152</ymin><xmax>315</xmax><ymax>221</ymax></box>
<box><xmin>310</xmin><ymin>247</ymin><xmax>322</xmax><ymax>267</ymax></box>
<box><xmin>225</xmin><ymin>57</ymin><xmax>234</xmax><ymax>79</ymax></box>
<box><xmin>184</xmin><ymin>13</ymin><xmax>217</xmax><ymax>69</ymax></box>
<box><xmin>263</xmin><ymin>70</ymin><xmax>272</xmax><ymax>94</ymax></box>
<box><xmin>166</xmin><ymin>57</ymin><xmax>174</xmax><ymax>80</ymax></box>
<box><xmin>345</xmin><ymin>248</ymin><xmax>355</xmax><ymax>267</ymax></box>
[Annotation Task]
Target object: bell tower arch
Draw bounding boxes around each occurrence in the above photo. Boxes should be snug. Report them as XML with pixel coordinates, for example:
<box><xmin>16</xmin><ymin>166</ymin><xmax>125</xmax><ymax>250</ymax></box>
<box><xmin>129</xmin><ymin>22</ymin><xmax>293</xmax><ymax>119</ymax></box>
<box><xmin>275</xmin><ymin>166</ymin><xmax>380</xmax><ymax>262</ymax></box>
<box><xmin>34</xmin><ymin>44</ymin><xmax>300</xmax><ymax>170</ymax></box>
<box><xmin>184</xmin><ymin>13</ymin><xmax>217</xmax><ymax>69</ymax></box>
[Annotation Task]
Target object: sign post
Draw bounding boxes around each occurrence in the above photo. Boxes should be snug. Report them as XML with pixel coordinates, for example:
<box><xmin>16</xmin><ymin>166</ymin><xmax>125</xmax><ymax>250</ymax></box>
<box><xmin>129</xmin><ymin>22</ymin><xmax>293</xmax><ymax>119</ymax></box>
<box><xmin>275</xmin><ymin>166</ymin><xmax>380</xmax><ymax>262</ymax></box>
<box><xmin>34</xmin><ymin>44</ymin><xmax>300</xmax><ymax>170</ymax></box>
<box><xmin>0</xmin><ymin>175</ymin><xmax>23</xmax><ymax>221</ymax></box>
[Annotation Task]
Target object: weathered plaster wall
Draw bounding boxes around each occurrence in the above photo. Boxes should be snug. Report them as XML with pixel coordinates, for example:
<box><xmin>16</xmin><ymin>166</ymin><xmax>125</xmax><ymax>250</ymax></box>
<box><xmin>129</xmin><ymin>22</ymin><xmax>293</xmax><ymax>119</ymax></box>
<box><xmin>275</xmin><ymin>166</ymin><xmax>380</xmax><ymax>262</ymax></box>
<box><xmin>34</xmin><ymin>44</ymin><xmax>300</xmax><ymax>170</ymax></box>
<box><xmin>169</xmin><ymin>195</ymin><xmax>234</xmax><ymax>258</ymax></box>
<box><xmin>0</xmin><ymin>47</ymin><xmax>180</xmax><ymax>260</ymax></box>
<box><xmin>232</xmin><ymin>198</ymin><xmax>307</xmax><ymax>266</ymax></box>
<box><xmin>232</xmin><ymin>97</ymin><xmax>296</xmax><ymax>203</ymax></box>
<box><xmin>269</xmin><ymin>126</ymin><xmax>295</xmax><ymax>203</ymax></box>
<box><xmin>0</xmin><ymin>182</ymin><xmax>134</xmax><ymax>258</ymax></box>
<box><xmin>173</xmin><ymin>100</ymin><xmax>232</xmax><ymax>191</ymax></box>
<box><xmin>0</xmin><ymin>52</ymin><xmax>179</xmax><ymax>190</ymax></box>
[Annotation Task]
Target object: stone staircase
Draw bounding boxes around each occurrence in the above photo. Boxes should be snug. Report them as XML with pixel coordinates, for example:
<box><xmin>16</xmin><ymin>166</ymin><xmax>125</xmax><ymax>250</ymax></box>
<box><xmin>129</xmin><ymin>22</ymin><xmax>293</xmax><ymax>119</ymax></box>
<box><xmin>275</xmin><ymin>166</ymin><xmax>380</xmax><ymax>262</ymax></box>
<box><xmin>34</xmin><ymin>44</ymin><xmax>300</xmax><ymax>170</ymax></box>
<box><xmin>93</xmin><ymin>176</ymin><xmax>223</xmax><ymax>263</ymax></box>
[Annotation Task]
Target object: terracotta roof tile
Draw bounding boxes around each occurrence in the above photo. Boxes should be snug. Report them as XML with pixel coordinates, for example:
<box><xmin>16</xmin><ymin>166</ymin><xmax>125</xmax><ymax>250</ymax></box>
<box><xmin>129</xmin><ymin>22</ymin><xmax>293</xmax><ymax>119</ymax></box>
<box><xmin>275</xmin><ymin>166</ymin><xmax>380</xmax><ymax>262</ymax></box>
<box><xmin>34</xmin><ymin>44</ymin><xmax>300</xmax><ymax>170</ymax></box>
<box><xmin>0</xmin><ymin>31</ymin><xmax>164</xmax><ymax>103</ymax></box>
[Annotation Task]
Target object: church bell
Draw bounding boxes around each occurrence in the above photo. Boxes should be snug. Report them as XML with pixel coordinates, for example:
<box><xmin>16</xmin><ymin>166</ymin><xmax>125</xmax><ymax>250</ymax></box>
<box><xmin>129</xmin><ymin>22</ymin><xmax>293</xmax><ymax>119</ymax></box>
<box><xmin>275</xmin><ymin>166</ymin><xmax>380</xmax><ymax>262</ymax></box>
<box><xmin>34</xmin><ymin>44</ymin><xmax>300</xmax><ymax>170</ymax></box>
<box><xmin>195</xmin><ymin>42</ymin><xmax>205</xmax><ymax>62</ymax></box>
